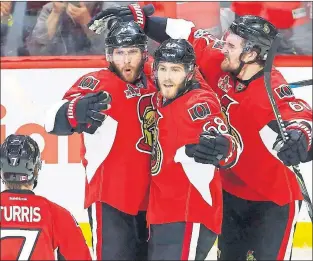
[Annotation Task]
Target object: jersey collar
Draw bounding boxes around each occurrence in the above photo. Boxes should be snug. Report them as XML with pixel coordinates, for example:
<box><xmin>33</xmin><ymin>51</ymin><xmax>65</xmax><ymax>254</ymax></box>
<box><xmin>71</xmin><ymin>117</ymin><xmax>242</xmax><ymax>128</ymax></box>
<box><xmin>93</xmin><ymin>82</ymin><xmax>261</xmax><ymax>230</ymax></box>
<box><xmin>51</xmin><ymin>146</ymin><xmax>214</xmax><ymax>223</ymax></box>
<box><xmin>1</xmin><ymin>189</ymin><xmax>35</xmax><ymax>195</ymax></box>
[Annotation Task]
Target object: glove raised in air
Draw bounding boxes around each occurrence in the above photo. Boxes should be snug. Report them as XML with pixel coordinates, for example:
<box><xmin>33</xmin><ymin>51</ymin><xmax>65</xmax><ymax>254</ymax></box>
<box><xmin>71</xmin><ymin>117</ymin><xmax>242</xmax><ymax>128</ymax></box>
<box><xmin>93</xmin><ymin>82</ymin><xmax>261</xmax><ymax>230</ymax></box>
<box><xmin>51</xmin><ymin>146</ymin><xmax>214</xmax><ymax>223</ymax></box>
<box><xmin>88</xmin><ymin>4</ymin><xmax>155</xmax><ymax>34</ymax></box>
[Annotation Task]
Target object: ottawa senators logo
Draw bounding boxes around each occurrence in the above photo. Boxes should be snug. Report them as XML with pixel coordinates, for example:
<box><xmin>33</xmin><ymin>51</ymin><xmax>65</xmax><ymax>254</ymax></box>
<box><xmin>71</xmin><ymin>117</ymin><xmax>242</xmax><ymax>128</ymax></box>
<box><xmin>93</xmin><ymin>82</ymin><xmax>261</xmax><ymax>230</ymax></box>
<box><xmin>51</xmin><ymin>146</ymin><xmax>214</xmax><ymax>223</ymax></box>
<box><xmin>136</xmin><ymin>94</ymin><xmax>163</xmax><ymax>175</ymax></box>
<box><xmin>274</xmin><ymin>84</ymin><xmax>294</xmax><ymax>99</ymax></box>
<box><xmin>78</xmin><ymin>76</ymin><xmax>99</xmax><ymax>90</ymax></box>
<box><xmin>188</xmin><ymin>102</ymin><xmax>211</xmax><ymax>121</ymax></box>
<box><xmin>220</xmin><ymin>95</ymin><xmax>244</xmax><ymax>150</ymax></box>
<box><xmin>218</xmin><ymin>75</ymin><xmax>232</xmax><ymax>93</ymax></box>
<box><xmin>124</xmin><ymin>84</ymin><xmax>140</xmax><ymax>99</ymax></box>
<box><xmin>151</xmin><ymin>111</ymin><xmax>163</xmax><ymax>176</ymax></box>
<box><xmin>136</xmin><ymin>94</ymin><xmax>157</xmax><ymax>153</ymax></box>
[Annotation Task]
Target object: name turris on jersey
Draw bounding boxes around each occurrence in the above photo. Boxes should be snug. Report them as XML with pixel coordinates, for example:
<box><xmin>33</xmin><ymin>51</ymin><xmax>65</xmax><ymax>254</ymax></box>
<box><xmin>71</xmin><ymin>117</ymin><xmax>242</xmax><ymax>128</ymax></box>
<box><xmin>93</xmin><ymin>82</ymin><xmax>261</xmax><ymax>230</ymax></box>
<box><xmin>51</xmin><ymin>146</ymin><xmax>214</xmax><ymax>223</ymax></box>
<box><xmin>0</xmin><ymin>206</ymin><xmax>41</xmax><ymax>222</ymax></box>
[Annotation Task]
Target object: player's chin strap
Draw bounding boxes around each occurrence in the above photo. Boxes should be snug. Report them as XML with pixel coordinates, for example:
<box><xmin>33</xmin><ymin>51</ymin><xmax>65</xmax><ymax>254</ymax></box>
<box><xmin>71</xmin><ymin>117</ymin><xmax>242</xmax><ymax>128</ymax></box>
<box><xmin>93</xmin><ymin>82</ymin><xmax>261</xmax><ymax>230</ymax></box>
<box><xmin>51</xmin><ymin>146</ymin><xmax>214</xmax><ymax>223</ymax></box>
<box><xmin>33</xmin><ymin>179</ymin><xmax>38</xmax><ymax>189</ymax></box>
<box><xmin>232</xmin><ymin>41</ymin><xmax>258</xmax><ymax>77</ymax></box>
<box><xmin>264</xmin><ymin>34</ymin><xmax>313</xmax><ymax>223</ymax></box>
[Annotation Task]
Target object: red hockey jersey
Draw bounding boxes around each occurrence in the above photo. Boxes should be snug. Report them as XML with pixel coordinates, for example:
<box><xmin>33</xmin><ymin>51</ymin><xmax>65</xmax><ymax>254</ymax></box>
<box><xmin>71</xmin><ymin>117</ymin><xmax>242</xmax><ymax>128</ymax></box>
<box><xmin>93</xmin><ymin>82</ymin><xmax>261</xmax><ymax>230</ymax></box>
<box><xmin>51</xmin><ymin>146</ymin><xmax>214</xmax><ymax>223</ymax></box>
<box><xmin>0</xmin><ymin>190</ymin><xmax>91</xmax><ymax>260</ymax></box>
<box><xmin>188</xmin><ymin>29</ymin><xmax>312</xmax><ymax>205</ymax></box>
<box><xmin>62</xmin><ymin>68</ymin><xmax>155</xmax><ymax>214</ymax></box>
<box><xmin>144</xmin><ymin>86</ymin><xmax>226</xmax><ymax>234</ymax></box>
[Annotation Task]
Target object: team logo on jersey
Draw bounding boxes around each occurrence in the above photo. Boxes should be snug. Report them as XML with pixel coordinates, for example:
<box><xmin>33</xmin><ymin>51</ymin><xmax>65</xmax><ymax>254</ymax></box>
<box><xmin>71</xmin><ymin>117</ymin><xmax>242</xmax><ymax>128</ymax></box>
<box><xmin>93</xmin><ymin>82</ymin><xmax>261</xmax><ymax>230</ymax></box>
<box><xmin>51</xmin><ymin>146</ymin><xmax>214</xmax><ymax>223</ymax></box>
<box><xmin>220</xmin><ymin>95</ymin><xmax>244</xmax><ymax>150</ymax></box>
<box><xmin>194</xmin><ymin>29</ymin><xmax>210</xmax><ymax>39</ymax></box>
<box><xmin>136</xmin><ymin>94</ymin><xmax>163</xmax><ymax>175</ymax></box>
<box><xmin>212</xmin><ymin>39</ymin><xmax>225</xmax><ymax>50</ymax></box>
<box><xmin>188</xmin><ymin>102</ymin><xmax>211</xmax><ymax>121</ymax></box>
<box><xmin>193</xmin><ymin>29</ymin><xmax>215</xmax><ymax>45</ymax></box>
<box><xmin>78</xmin><ymin>76</ymin><xmax>100</xmax><ymax>90</ymax></box>
<box><xmin>136</xmin><ymin>93</ymin><xmax>158</xmax><ymax>153</ymax></box>
<box><xmin>125</xmin><ymin>84</ymin><xmax>141</xmax><ymax>99</ymax></box>
<box><xmin>274</xmin><ymin>84</ymin><xmax>294</xmax><ymax>99</ymax></box>
<box><xmin>218</xmin><ymin>75</ymin><xmax>232</xmax><ymax>93</ymax></box>
<box><xmin>150</xmin><ymin>114</ymin><xmax>163</xmax><ymax>176</ymax></box>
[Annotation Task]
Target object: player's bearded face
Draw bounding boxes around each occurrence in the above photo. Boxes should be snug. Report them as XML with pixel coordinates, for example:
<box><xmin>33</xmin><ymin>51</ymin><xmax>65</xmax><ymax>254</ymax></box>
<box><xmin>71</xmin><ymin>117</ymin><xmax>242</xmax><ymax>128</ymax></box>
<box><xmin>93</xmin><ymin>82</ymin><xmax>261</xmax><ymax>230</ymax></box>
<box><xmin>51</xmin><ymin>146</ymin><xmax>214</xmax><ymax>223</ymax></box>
<box><xmin>111</xmin><ymin>47</ymin><xmax>143</xmax><ymax>83</ymax></box>
<box><xmin>221</xmin><ymin>34</ymin><xmax>245</xmax><ymax>72</ymax></box>
<box><xmin>157</xmin><ymin>62</ymin><xmax>187</xmax><ymax>99</ymax></box>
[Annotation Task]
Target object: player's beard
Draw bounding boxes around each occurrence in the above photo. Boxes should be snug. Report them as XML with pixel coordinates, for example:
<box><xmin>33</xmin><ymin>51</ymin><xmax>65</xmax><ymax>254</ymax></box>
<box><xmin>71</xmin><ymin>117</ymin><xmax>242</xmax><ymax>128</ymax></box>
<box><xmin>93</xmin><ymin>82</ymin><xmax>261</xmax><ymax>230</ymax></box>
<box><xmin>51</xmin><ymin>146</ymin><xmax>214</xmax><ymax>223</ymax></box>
<box><xmin>112</xmin><ymin>61</ymin><xmax>143</xmax><ymax>83</ymax></box>
<box><xmin>159</xmin><ymin>80</ymin><xmax>185</xmax><ymax>100</ymax></box>
<box><xmin>221</xmin><ymin>55</ymin><xmax>241</xmax><ymax>73</ymax></box>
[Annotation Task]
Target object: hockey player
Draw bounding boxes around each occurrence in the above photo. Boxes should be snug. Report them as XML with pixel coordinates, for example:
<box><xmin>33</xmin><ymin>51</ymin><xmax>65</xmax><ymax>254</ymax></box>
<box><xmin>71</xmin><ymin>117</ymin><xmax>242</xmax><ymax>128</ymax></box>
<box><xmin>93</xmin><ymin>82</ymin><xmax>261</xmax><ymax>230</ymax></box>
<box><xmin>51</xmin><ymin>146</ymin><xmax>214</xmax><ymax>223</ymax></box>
<box><xmin>89</xmin><ymin>7</ymin><xmax>313</xmax><ymax>260</ymax></box>
<box><xmin>44</xmin><ymin>21</ymin><xmax>155</xmax><ymax>260</ymax></box>
<box><xmin>0</xmin><ymin>134</ymin><xmax>91</xmax><ymax>260</ymax></box>
<box><xmin>144</xmin><ymin>38</ymin><xmax>240</xmax><ymax>260</ymax></box>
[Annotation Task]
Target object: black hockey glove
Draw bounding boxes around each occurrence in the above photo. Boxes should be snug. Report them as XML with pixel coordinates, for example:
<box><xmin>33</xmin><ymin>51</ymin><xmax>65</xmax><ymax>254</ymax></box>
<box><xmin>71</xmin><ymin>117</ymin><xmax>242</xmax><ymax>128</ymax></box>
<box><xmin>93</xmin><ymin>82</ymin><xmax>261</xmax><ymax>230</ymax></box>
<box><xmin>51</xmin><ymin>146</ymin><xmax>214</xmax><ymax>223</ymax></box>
<box><xmin>88</xmin><ymin>3</ymin><xmax>155</xmax><ymax>34</ymax></box>
<box><xmin>186</xmin><ymin>131</ymin><xmax>239</xmax><ymax>168</ymax></box>
<box><xmin>67</xmin><ymin>91</ymin><xmax>111</xmax><ymax>129</ymax></box>
<box><xmin>273</xmin><ymin>123</ymin><xmax>312</xmax><ymax>166</ymax></box>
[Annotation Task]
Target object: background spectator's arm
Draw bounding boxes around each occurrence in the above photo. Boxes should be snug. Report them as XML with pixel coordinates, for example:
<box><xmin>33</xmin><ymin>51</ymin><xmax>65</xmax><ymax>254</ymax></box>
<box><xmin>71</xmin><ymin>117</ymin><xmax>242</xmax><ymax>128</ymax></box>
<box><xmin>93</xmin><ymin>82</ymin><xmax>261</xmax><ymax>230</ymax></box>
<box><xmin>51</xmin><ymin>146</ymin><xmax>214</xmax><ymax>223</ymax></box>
<box><xmin>31</xmin><ymin>2</ymin><xmax>65</xmax><ymax>45</ymax></box>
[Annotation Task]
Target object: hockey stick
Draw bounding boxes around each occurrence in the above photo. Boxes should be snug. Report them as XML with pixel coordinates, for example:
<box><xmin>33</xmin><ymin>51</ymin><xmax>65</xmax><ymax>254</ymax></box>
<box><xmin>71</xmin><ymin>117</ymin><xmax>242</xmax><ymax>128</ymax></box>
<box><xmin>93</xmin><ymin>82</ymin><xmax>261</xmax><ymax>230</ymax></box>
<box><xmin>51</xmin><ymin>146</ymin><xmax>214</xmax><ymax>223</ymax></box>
<box><xmin>289</xmin><ymin>79</ymin><xmax>313</xmax><ymax>88</ymax></box>
<box><xmin>264</xmin><ymin>34</ymin><xmax>313</xmax><ymax>222</ymax></box>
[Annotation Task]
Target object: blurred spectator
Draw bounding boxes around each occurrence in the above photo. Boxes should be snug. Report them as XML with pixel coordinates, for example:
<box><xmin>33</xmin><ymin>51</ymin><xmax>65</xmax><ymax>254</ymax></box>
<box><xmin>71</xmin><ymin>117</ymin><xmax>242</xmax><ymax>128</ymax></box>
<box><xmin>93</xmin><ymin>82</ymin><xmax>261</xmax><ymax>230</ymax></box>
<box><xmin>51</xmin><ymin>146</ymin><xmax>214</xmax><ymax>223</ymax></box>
<box><xmin>1</xmin><ymin>1</ymin><xmax>13</xmax><ymax>55</ymax></box>
<box><xmin>177</xmin><ymin>2</ymin><xmax>222</xmax><ymax>37</ymax></box>
<box><xmin>27</xmin><ymin>1</ymin><xmax>104</xmax><ymax>56</ymax></box>
<box><xmin>0</xmin><ymin>1</ymin><xmax>12</xmax><ymax>23</ymax></box>
<box><xmin>230</xmin><ymin>1</ymin><xmax>312</xmax><ymax>55</ymax></box>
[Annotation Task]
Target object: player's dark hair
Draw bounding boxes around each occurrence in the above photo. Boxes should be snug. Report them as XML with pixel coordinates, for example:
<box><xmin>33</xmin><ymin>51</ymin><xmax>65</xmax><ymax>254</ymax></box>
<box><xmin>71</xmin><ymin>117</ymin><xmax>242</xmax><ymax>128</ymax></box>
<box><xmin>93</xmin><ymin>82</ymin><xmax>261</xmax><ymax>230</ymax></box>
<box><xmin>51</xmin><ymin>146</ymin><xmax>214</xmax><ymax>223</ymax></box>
<box><xmin>240</xmin><ymin>39</ymin><xmax>266</xmax><ymax>67</ymax></box>
<box><xmin>4</xmin><ymin>167</ymin><xmax>39</xmax><ymax>190</ymax></box>
<box><xmin>228</xmin><ymin>15</ymin><xmax>277</xmax><ymax>75</ymax></box>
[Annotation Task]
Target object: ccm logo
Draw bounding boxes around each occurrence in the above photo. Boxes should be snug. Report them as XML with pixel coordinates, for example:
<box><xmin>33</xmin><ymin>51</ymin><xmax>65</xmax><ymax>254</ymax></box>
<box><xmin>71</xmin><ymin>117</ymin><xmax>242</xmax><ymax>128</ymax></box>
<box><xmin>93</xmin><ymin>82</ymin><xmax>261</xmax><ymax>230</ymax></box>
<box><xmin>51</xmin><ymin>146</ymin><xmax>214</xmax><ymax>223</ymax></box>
<box><xmin>130</xmin><ymin>4</ymin><xmax>144</xmax><ymax>26</ymax></box>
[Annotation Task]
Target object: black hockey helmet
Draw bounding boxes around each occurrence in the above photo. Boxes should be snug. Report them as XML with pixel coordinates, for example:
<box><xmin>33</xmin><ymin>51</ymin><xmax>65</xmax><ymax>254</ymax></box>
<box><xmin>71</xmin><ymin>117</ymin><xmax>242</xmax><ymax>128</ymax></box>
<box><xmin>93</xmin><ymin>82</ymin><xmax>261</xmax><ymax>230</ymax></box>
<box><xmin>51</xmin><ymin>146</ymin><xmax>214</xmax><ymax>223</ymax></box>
<box><xmin>229</xmin><ymin>15</ymin><xmax>278</xmax><ymax>60</ymax></box>
<box><xmin>154</xmin><ymin>38</ymin><xmax>195</xmax><ymax>68</ymax></box>
<box><xmin>152</xmin><ymin>39</ymin><xmax>196</xmax><ymax>98</ymax></box>
<box><xmin>0</xmin><ymin>134</ymin><xmax>42</xmax><ymax>184</ymax></box>
<box><xmin>153</xmin><ymin>39</ymin><xmax>196</xmax><ymax>85</ymax></box>
<box><xmin>105</xmin><ymin>21</ymin><xmax>148</xmax><ymax>52</ymax></box>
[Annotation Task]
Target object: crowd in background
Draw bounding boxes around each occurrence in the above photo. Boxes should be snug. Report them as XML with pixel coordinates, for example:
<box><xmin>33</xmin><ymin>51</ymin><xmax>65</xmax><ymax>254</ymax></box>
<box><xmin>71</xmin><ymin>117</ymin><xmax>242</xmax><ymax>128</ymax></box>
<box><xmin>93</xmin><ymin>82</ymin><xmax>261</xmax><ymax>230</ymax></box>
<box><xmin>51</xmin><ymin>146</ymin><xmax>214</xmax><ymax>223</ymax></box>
<box><xmin>1</xmin><ymin>1</ymin><xmax>312</xmax><ymax>57</ymax></box>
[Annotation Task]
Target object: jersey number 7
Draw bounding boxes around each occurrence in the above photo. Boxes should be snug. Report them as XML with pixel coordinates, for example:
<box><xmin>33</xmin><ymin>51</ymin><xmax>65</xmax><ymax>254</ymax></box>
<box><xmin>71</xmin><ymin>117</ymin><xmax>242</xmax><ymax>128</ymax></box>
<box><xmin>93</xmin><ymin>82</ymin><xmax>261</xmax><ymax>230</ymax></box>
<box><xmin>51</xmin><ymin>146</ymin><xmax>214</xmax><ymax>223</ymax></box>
<box><xmin>1</xmin><ymin>228</ymin><xmax>41</xmax><ymax>260</ymax></box>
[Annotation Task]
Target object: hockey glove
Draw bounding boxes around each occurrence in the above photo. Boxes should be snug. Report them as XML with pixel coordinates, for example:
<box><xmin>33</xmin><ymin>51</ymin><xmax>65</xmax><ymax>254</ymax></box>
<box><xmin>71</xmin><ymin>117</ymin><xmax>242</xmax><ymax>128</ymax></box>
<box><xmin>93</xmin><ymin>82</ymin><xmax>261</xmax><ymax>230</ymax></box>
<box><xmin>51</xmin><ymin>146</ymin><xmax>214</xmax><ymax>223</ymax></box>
<box><xmin>67</xmin><ymin>91</ymin><xmax>111</xmax><ymax>129</ymax></box>
<box><xmin>88</xmin><ymin>4</ymin><xmax>155</xmax><ymax>34</ymax></box>
<box><xmin>186</xmin><ymin>131</ymin><xmax>239</xmax><ymax>168</ymax></box>
<box><xmin>273</xmin><ymin>122</ymin><xmax>312</xmax><ymax>166</ymax></box>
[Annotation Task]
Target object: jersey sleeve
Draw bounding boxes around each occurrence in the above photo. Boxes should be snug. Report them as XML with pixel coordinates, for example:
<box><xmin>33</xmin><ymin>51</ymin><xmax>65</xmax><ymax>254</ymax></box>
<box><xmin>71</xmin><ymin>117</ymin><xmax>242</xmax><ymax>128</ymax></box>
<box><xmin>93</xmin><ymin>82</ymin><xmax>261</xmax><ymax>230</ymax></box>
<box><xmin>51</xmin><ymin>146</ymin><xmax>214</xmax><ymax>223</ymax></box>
<box><xmin>252</xmin><ymin>70</ymin><xmax>312</xmax><ymax>153</ymax></box>
<box><xmin>176</xmin><ymin>90</ymin><xmax>227</xmax><ymax>152</ymax></box>
<box><xmin>188</xmin><ymin>28</ymin><xmax>225</xmax><ymax>96</ymax></box>
<box><xmin>253</xmin><ymin>70</ymin><xmax>312</xmax><ymax>129</ymax></box>
<box><xmin>173</xmin><ymin>90</ymin><xmax>227</xmax><ymax>206</ymax></box>
<box><xmin>51</xmin><ymin>203</ymin><xmax>91</xmax><ymax>260</ymax></box>
<box><xmin>44</xmin><ymin>69</ymin><xmax>115</xmax><ymax>134</ymax></box>
<box><xmin>62</xmin><ymin>70</ymin><xmax>105</xmax><ymax>101</ymax></box>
